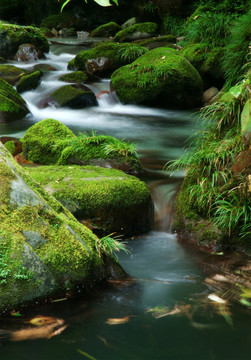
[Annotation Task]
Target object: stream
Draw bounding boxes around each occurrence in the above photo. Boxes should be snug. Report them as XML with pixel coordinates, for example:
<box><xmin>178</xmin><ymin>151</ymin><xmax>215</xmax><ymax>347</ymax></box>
<box><xmin>0</xmin><ymin>40</ymin><xmax>250</xmax><ymax>360</ymax></box>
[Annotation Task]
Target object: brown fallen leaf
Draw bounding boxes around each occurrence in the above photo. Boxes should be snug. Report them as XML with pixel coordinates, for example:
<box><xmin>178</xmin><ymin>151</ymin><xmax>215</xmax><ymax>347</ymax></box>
<box><xmin>29</xmin><ymin>316</ymin><xmax>64</xmax><ymax>327</ymax></box>
<box><xmin>105</xmin><ymin>315</ymin><xmax>131</xmax><ymax>325</ymax></box>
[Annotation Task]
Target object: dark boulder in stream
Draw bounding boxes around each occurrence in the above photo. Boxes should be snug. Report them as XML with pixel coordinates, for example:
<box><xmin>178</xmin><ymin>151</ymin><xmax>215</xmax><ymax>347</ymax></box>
<box><xmin>0</xmin><ymin>142</ymin><xmax>125</xmax><ymax>313</ymax></box>
<box><xmin>38</xmin><ymin>84</ymin><xmax>98</xmax><ymax>109</ymax></box>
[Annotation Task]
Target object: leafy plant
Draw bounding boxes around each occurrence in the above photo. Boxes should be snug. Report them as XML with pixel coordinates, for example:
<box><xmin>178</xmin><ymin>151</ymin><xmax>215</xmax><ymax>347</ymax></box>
<box><xmin>221</xmin><ymin>9</ymin><xmax>251</xmax><ymax>86</ymax></box>
<box><xmin>116</xmin><ymin>45</ymin><xmax>148</xmax><ymax>64</ymax></box>
<box><xmin>102</xmin><ymin>137</ymin><xmax>137</xmax><ymax>158</ymax></box>
<box><xmin>95</xmin><ymin>233</ymin><xmax>131</xmax><ymax>259</ymax></box>
<box><xmin>162</xmin><ymin>15</ymin><xmax>185</xmax><ymax>36</ymax></box>
<box><xmin>181</xmin><ymin>12</ymin><xmax>235</xmax><ymax>48</ymax></box>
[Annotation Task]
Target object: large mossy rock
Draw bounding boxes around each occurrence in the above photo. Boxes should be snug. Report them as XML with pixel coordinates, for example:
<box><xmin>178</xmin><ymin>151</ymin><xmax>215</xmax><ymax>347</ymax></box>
<box><xmin>40</xmin><ymin>84</ymin><xmax>98</xmax><ymax>109</ymax></box>
<box><xmin>0</xmin><ymin>23</ymin><xmax>49</xmax><ymax>60</ymax></box>
<box><xmin>68</xmin><ymin>42</ymin><xmax>147</xmax><ymax>76</ymax></box>
<box><xmin>181</xmin><ymin>43</ymin><xmax>224</xmax><ymax>89</ymax></box>
<box><xmin>0</xmin><ymin>65</ymin><xmax>42</xmax><ymax>92</ymax></box>
<box><xmin>111</xmin><ymin>47</ymin><xmax>203</xmax><ymax>108</ymax></box>
<box><xmin>114</xmin><ymin>22</ymin><xmax>158</xmax><ymax>42</ymax></box>
<box><xmin>89</xmin><ymin>21</ymin><xmax>121</xmax><ymax>37</ymax></box>
<box><xmin>27</xmin><ymin>165</ymin><xmax>154</xmax><ymax>237</ymax></box>
<box><xmin>22</xmin><ymin>118</ymin><xmax>76</xmax><ymax>164</ymax></box>
<box><xmin>0</xmin><ymin>143</ymin><xmax>124</xmax><ymax>312</ymax></box>
<box><xmin>0</xmin><ymin>78</ymin><xmax>29</xmax><ymax>123</ymax></box>
<box><xmin>22</xmin><ymin>119</ymin><xmax>142</xmax><ymax>173</ymax></box>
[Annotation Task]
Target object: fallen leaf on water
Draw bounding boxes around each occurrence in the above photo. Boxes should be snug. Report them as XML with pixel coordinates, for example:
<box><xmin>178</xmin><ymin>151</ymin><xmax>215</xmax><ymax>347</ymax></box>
<box><xmin>77</xmin><ymin>349</ymin><xmax>97</xmax><ymax>360</ymax></box>
<box><xmin>29</xmin><ymin>316</ymin><xmax>64</xmax><ymax>327</ymax></box>
<box><xmin>105</xmin><ymin>315</ymin><xmax>131</xmax><ymax>325</ymax></box>
<box><xmin>208</xmin><ymin>294</ymin><xmax>227</xmax><ymax>304</ymax></box>
<box><xmin>146</xmin><ymin>304</ymin><xmax>191</xmax><ymax>319</ymax></box>
<box><xmin>97</xmin><ymin>335</ymin><xmax>108</xmax><ymax>346</ymax></box>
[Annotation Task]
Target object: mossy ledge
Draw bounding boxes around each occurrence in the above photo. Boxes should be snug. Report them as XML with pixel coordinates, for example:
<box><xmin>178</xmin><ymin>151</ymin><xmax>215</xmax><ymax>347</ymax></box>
<box><xmin>27</xmin><ymin>165</ymin><xmax>154</xmax><ymax>237</ymax></box>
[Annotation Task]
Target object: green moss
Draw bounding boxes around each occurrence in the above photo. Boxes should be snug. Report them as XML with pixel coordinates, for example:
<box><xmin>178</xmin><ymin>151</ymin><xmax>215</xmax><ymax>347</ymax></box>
<box><xmin>68</xmin><ymin>42</ymin><xmax>144</xmax><ymax>73</ymax></box>
<box><xmin>0</xmin><ymin>161</ymin><xmax>17</xmax><ymax>205</ymax></box>
<box><xmin>49</xmin><ymin>84</ymin><xmax>97</xmax><ymax>108</ymax></box>
<box><xmin>27</xmin><ymin>165</ymin><xmax>152</xmax><ymax>235</ymax></box>
<box><xmin>4</xmin><ymin>140</ymin><xmax>15</xmax><ymax>155</ymax></box>
<box><xmin>89</xmin><ymin>21</ymin><xmax>121</xmax><ymax>37</ymax></box>
<box><xmin>0</xmin><ymin>23</ymin><xmax>49</xmax><ymax>59</ymax></box>
<box><xmin>0</xmin><ymin>77</ymin><xmax>28</xmax><ymax>121</ymax></box>
<box><xmin>137</xmin><ymin>35</ymin><xmax>177</xmax><ymax>46</ymax></box>
<box><xmin>0</xmin><ymin>64</ymin><xmax>25</xmax><ymax>85</ymax></box>
<box><xmin>59</xmin><ymin>71</ymin><xmax>89</xmax><ymax>84</ymax></box>
<box><xmin>114</xmin><ymin>22</ymin><xmax>158</xmax><ymax>42</ymax></box>
<box><xmin>111</xmin><ymin>47</ymin><xmax>203</xmax><ymax>108</ymax></box>
<box><xmin>16</xmin><ymin>70</ymin><xmax>42</xmax><ymax>93</ymax></box>
<box><xmin>22</xmin><ymin>118</ymin><xmax>76</xmax><ymax>164</ymax></box>
<box><xmin>0</xmin><ymin>142</ymin><xmax>123</xmax><ymax>311</ymax></box>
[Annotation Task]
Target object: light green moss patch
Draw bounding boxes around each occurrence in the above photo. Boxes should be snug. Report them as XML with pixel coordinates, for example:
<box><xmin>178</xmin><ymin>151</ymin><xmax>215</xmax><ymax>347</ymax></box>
<box><xmin>59</xmin><ymin>71</ymin><xmax>89</xmax><ymax>84</ymax></box>
<box><xmin>22</xmin><ymin>118</ymin><xmax>76</xmax><ymax>164</ymax></box>
<box><xmin>114</xmin><ymin>22</ymin><xmax>158</xmax><ymax>42</ymax></box>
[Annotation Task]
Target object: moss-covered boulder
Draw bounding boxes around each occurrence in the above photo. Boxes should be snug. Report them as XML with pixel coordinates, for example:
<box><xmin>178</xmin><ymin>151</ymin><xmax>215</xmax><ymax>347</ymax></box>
<box><xmin>27</xmin><ymin>165</ymin><xmax>154</xmax><ymax>237</ymax></box>
<box><xmin>22</xmin><ymin>119</ymin><xmax>142</xmax><ymax>174</ymax></box>
<box><xmin>0</xmin><ymin>23</ymin><xmax>49</xmax><ymax>60</ymax></box>
<box><xmin>58</xmin><ymin>71</ymin><xmax>94</xmax><ymax>84</ymax></box>
<box><xmin>111</xmin><ymin>47</ymin><xmax>203</xmax><ymax>108</ymax></box>
<box><xmin>68</xmin><ymin>42</ymin><xmax>148</xmax><ymax>76</ymax></box>
<box><xmin>0</xmin><ymin>78</ymin><xmax>29</xmax><ymax>123</ymax></box>
<box><xmin>181</xmin><ymin>43</ymin><xmax>224</xmax><ymax>89</ymax></box>
<box><xmin>40</xmin><ymin>13</ymin><xmax>85</xmax><ymax>30</ymax></box>
<box><xmin>16</xmin><ymin>70</ymin><xmax>42</xmax><ymax>93</ymax></box>
<box><xmin>0</xmin><ymin>142</ymin><xmax>124</xmax><ymax>312</ymax></box>
<box><xmin>114</xmin><ymin>22</ymin><xmax>158</xmax><ymax>42</ymax></box>
<box><xmin>22</xmin><ymin>118</ymin><xmax>76</xmax><ymax>165</ymax></box>
<box><xmin>89</xmin><ymin>22</ymin><xmax>121</xmax><ymax>37</ymax></box>
<box><xmin>0</xmin><ymin>64</ymin><xmax>25</xmax><ymax>85</ymax></box>
<box><xmin>39</xmin><ymin>84</ymin><xmax>98</xmax><ymax>109</ymax></box>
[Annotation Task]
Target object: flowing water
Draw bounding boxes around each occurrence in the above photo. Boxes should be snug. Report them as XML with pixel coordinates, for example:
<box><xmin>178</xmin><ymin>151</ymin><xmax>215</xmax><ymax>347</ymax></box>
<box><xmin>0</xmin><ymin>40</ymin><xmax>250</xmax><ymax>360</ymax></box>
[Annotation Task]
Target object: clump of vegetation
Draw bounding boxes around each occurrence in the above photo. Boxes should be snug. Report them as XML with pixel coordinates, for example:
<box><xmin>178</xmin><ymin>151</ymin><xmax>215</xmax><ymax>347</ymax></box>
<box><xmin>167</xmin><ymin>75</ymin><xmax>251</xmax><ymax>245</ymax></box>
<box><xmin>162</xmin><ymin>15</ymin><xmax>185</xmax><ymax>36</ymax></box>
<box><xmin>221</xmin><ymin>9</ymin><xmax>251</xmax><ymax>86</ymax></box>
<box><xmin>95</xmin><ymin>233</ymin><xmax>131</xmax><ymax>260</ymax></box>
<box><xmin>116</xmin><ymin>45</ymin><xmax>148</xmax><ymax>64</ymax></box>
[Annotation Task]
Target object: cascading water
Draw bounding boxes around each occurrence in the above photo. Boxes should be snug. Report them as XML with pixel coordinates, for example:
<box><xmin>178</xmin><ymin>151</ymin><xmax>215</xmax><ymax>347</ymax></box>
<box><xmin>0</xmin><ymin>40</ymin><xmax>250</xmax><ymax>360</ymax></box>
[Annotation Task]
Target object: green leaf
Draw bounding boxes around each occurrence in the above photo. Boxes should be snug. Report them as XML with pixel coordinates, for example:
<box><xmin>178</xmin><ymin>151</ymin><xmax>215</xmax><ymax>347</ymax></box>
<box><xmin>229</xmin><ymin>83</ymin><xmax>244</xmax><ymax>98</ymax></box>
<box><xmin>60</xmin><ymin>0</ymin><xmax>71</xmax><ymax>12</ymax></box>
<box><xmin>93</xmin><ymin>0</ymin><xmax>112</xmax><ymax>6</ymax></box>
<box><xmin>241</xmin><ymin>99</ymin><xmax>251</xmax><ymax>145</ymax></box>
